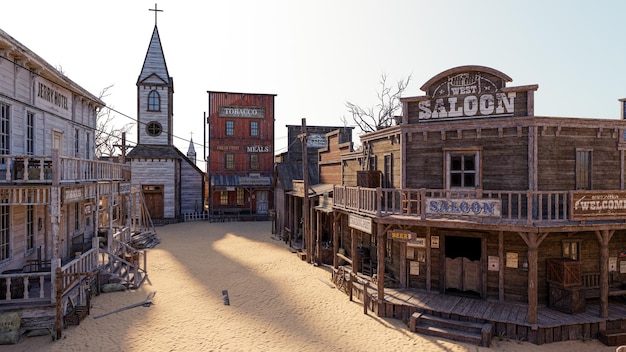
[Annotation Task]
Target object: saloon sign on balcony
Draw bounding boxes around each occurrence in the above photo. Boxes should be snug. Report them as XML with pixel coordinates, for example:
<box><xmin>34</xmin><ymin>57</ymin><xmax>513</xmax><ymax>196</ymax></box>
<box><xmin>425</xmin><ymin>197</ymin><xmax>502</xmax><ymax>218</ymax></box>
<box><xmin>572</xmin><ymin>191</ymin><xmax>626</xmax><ymax>220</ymax></box>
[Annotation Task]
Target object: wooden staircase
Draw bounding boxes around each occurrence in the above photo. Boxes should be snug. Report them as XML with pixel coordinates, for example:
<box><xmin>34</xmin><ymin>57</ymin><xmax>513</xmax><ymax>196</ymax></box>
<box><xmin>99</xmin><ymin>245</ymin><xmax>147</xmax><ymax>290</ymax></box>
<box><xmin>409</xmin><ymin>312</ymin><xmax>493</xmax><ymax>347</ymax></box>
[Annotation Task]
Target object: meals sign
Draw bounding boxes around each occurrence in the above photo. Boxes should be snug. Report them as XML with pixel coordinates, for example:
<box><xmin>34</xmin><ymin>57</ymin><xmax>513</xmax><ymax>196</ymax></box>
<box><xmin>572</xmin><ymin>191</ymin><xmax>626</xmax><ymax>220</ymax></box>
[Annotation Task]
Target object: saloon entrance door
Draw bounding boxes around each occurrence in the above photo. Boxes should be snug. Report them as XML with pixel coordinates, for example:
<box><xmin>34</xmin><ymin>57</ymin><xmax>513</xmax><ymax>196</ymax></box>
<box><xmin>444</xmin><ymin>235</ymin><xmax>483</xmax><ymax>297</ymax></box>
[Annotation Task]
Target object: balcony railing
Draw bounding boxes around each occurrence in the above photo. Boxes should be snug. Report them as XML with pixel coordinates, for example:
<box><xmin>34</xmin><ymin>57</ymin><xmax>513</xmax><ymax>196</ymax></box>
<box><xmin>333</xmin><ymin>186</ymin><xmax>575</xmax><ymax>225</ymax></box>
<box><xmin>0</xmin><ymin>154</ymin><xmax>130</xmax><ymax>184</ymax></box>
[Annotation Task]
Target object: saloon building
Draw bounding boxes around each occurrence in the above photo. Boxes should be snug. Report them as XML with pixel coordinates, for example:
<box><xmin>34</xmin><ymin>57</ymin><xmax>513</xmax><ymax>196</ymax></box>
<box><xmin>207</xmin><ymin>91</ymin><xmax>275</xmax><ymax>220</ymax></box>
<box><xmin>312</xmin><ymin>65</ymin><xmax>626</xmax><ymax>345</ymax></box>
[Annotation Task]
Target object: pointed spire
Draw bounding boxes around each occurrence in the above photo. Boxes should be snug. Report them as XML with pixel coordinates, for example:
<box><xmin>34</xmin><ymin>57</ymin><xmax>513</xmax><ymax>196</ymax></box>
<box><xmin>137</xmin><ymin>25</ymin><xmax>171</xmax><ymax>85</ymax></box>
<box><xmin>187</xmin><ymin>137</ymin><xmax>197</xmax><ymax>164</ymax></box>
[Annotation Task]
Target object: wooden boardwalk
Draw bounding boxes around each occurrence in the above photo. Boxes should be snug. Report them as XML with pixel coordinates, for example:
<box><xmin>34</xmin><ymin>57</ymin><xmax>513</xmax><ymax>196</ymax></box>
<box><xmin>350</xmin><ymin>280</ymin><xmax>626</xmax><ymax>344</ymax></box>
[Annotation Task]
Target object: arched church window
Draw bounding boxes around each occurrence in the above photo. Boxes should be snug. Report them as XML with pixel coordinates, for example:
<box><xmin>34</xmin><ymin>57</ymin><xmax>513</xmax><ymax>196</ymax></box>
<box><xmin>148</xmin><ymin>90</ymin><xmax>160</xmax><ymax>111</ymax></box>
<box><xmin>146</xmin><ymin>121</ymin><xmax>162</xmax><ymax>137</ymax></box>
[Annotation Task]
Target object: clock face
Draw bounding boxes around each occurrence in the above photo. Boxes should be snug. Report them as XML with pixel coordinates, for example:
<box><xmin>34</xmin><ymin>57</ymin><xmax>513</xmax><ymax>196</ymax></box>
<box><xmin>146</xmin><ymin>121</ymin><xmax>162</xmax><ymax>137</ymax></box>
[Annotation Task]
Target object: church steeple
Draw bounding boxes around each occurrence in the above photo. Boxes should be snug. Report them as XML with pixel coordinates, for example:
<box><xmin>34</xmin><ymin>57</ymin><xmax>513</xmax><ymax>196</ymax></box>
<box><xmin>187</xmin><ymin>137</ymin><xmax>197</xmax><ymax>164</ymax></box>
<box><xmin>136</xmin><ymin>19</ymin><xmax>174</xmax><ymax>146</ymax></box>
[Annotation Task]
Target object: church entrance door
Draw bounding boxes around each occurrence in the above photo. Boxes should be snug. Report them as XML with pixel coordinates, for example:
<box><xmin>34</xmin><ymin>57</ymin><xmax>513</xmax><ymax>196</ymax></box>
<box><xmin>142</xmin><ymin>184</ymin><xmax>164</xmax><ymax>219</ymax></box>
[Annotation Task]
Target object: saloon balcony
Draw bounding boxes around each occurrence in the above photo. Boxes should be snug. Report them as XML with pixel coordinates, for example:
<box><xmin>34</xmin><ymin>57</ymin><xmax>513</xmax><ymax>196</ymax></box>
<box><xmin>332</xmin><ymin>186</ymin><xmax>626</xmax><ymax>232</ymax></box>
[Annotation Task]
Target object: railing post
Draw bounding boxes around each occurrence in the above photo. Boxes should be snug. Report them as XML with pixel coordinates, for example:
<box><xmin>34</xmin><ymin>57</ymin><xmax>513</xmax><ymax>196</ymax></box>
<box><xmin>527</xmin><ymin>191</ymin><xmax>533</xmax><ymax>225</ymax></box>
<box><xmin>376</xmin><ymin>187</ymin><xmax>381</xmax><ymax>217</ymax></box>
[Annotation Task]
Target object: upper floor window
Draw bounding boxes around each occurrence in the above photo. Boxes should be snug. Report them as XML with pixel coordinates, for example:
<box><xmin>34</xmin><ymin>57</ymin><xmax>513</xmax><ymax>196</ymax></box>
<box><xmin>250</xmin><ymin>154</ymin><xmax>259</xmax><ymax>170</ymax></box>
<box><xmin>0</xmin><ymin>103</ymin><xmax>10</xmax><ymax>159</ymax></box>
<box><xmin>250</xmin><ymin>121</ymin><xmax>259</xmax><ymax>137</ymax></box>
<box><xmin>576</xmin><ymin>149</ymin><xmax>592</xmax><ymax>190</ymax></box>
<box><xmin>26</xmin><ymin>205</ymin><xmax>34</xmax><ymax>252</ymax></box>
<box><xmin>383</xmin><ymin>154</ymin><xmax>393</xmax><ymax>188</ymax></box>
<box><xmin>445</xmin><ymin>148</ymin><xmax>481</xmax><ymax>189</ymax></box>
<box><xmin>148</xmin><ymin>90</ymin><xmax>160</xmax><ymax>111</ymax></box>
<box><xmin>85</xmin><ymin>132</ymin><xmax>91</xmax><ymax>159</ymax></box>
<box><xmin>225</xmin><ymin>153</ymin><xmax>234</xmax><ymax>169</ymax></box>
<box><xmin>75</xmin><ymin>129</ymin><xmax>80</xmax><ymax>156</ymax></box>
<box><xmin>26</xmin><ymin>112</ymin><xmax>34</xmax><ymax>155</ymax></box>
<box><xmin>225</xmin><ymin>121</ymin><xmax>234</xmax><ymax>136</ymax></box>
<box><xmin>146</xmin><ymin>121</ymin><xmax>163</xmax><ymax>137</ymax></box>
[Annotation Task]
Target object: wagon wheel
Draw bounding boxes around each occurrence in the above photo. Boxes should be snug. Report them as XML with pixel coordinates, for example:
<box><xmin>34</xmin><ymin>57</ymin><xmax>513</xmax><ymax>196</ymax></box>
<box><xmin>334</xmin><ymin>266</ymin><xmax>347</xmax><ymax>293</ymax></box>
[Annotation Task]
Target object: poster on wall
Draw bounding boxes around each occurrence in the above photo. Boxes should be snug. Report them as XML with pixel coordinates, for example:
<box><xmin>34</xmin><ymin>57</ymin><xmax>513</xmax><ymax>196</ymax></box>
<box><xmin>620</xmin><ymin>260</ymin><xmax>626</xmax><ymax>274</ymax></box>
<box><xmin>407</xmin><ymin>247</ymin><xmax>415</xmax><ymax>260</ymax></box>
<box><xmin>610</xmin><ymin>257</ymin><xmax>617</xmax><ymax>272</ymax></box>
<box><xmin>410</xmin><ymin>261</ymin><xmax>420</xmax><ymax>275</ymax></box>
<box><xmin>417</xmin><ymin>249</ymin><xmax>426</xmax><ymax>262</ymax></box>
<box><xmin>488</xmin><ymin>256</ymin><xmax>499</xmax><ymax>271</ymax></box>
<box><xmin>431</xmin><ymin>236</ymin><xmax>439</xmax><ymax>248</ymax></box>
<box><xmin>506</xmin><ymin>252</ymin><xmax>518</xmax><ymax>269</ymax></box>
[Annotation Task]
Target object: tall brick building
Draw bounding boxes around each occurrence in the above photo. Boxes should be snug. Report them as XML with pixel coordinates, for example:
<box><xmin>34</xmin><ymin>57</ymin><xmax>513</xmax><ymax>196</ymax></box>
<box><xmin>206</xmin><ymin>91</ymin><xmax>275</xmax><ymax>219</ymax></box>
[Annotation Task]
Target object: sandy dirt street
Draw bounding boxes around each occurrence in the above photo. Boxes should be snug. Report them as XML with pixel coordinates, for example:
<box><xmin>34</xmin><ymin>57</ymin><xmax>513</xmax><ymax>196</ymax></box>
<box><xmin>3</xmin><ymin>221</ymin><xmax>616</xmax><ymax>351</ymax></box>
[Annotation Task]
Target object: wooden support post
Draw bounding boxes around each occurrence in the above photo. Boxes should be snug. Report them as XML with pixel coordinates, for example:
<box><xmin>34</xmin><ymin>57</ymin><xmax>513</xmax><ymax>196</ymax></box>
<box><xmin>333</xmin><ymin>215</ymin><xmax>339</xmax><ymax>269</ymax></box>
<box><xmin>518</xmin><ymin>231</ymin><xmax>548</xmax><ymax>326</ymax></box>
<box><xmin>364</xmin><ymin>281</ymin><xmax>369</xmax><ymax>315</ymax></box>
<box><xmin>351</xmin><ymin>228</ymin><xmax>357</xmax><ymax>273</ymax></box>
<box><xmin>595</xmin><ymin>229</ymin><xmax>615</xmax><ymax>319</ymax></box>
<box><xmin>377</xmin><ymin>223</ymin><xmax>385</xmax><ymax>317</ymax></box>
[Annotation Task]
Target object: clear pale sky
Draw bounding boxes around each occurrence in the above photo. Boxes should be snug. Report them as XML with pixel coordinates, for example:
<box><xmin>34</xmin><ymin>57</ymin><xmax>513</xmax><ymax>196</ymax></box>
<box><xmin>3</xmin><ymin>1</ymin><xmax>626</xmax><ymax>170</ymax></box>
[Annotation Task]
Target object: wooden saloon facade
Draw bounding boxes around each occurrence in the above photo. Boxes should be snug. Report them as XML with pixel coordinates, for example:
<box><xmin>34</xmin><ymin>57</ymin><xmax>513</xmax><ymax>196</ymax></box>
<box><xmin>315</xmin><ymin>65</ymin><xmax>626</xmax><ymax>344</ymax></box>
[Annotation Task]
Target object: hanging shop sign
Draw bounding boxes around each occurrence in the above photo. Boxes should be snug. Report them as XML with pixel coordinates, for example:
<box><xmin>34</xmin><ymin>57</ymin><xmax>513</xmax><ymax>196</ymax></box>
<box><xmin>387</xmin><ymin>229</ymin><xmax>416</xmax><ymax>242</ymax></box>
<box><xmin>425</xmin><ymin>197</ymin><xmax>501</xmax><ymax>217</ymax></box>
<box><xmin>63</xmin><ymin>187</ymin><xmax>84</xmax><ymax>203</ymax></box>
<box><xmin>571</xmin><ymin>191</ymin><xmax>626</xmax><ymax>220</ymax></box>
<box><xmin>349</xmin><ymin>214</ymin><xmax>372</xmax><ymax>234</ymax></box>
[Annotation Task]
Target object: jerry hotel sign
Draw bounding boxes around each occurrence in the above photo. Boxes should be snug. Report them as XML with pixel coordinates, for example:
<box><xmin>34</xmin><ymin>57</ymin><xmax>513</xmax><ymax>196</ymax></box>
<box><xmin>410</xmin><ymin>66</ymin><xmax>537</xmax><ymax>122</ymax></box>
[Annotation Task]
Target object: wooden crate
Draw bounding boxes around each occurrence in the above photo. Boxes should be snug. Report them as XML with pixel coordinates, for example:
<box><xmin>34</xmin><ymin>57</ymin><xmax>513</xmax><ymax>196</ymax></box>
<box><xmin>546</xmin><ymin>258</ymin><xmax>582</xmax><ymax>287</ymax></box>
<box><xmin>548</xmin><ymin>284</ymin><xmax>585</xmax><ymax>314</ymax></box>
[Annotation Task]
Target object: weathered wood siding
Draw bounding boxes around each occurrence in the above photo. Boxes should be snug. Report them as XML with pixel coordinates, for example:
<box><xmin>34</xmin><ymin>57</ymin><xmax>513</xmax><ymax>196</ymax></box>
<box><xmin>137</xmin><ymin>85</ymin><xmax>172</xmax><ymax>145</ymax></box>
<box><xmin>318</xmin><ymin>130</ymin><xmax>353</xmax><ymax>185</ymax></box>
<box><xmin>403</xmin><ymin>125</ymin><xmax>530</xmax><ymax>190</ymax></box>
<box><xmin>131</xmin><ymin>159</ymin><xmax>177</xmax><ymax>218</ymax></box>
<box><xmin>537</xmin><ymin>126</ymin><xmax>621</xmax><ymax>190</ymax></box>
<box><xmin>180</xmin><ymin>159</ymin><xmax>204</xmax><ymax>214</ymax></box>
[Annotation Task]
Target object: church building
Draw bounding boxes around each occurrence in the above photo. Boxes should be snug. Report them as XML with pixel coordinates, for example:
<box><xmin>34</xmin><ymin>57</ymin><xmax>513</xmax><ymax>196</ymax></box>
<box><xmin>127</xmin><ymin>21</ymin><xmax>205</xmax><ymax>222</ymax></box>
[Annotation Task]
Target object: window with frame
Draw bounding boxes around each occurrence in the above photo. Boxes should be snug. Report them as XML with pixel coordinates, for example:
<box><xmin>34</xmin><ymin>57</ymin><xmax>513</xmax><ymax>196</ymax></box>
<box><xmin>0</xmin><ymin>202</ymin><xmax>9</xmax><ymax>261</ymax></box>
<box><xmin>445</xmin><ymin>149</ymin><xmax>481</xmax><ymax>189</ymax></box>
<box><xmin>383</xmin><ymin>154</ymin><xmax>393</xmax><ymax>188</ymax></box>
<box><xmin>250</xmin><ymin>121</ymin><xmax>259</xmax><ymax>137</ymax></box>
<box><xmin>75</xmin><ymin>129</ymin><xmax>79</xmax><ymax>156</ymax></box>
<box><xmin>0</xmin><ymin>103</ymin><xmax>10</xmax><ymax>161</ymax></box>
<box><xmin>26</xmin><ymin>112</ymin><xmax>34</xmax><ymax>155</ymax></box>
<box><xmin>146</xmin><ymin>121</ymin><xmax>162</xmax><ymax>137</ymax></box>
<box><xmin>250</xmin><ymin>154</ymin><xmax>259</xmax><ymax>170</ymax></box>
<box><xmin>225</xmin><ymin>121</ymin><xmax>234</xmax><ymax>136</ymax></box>
<box><xmin>576</xmin><ymin>149</ymin><xmax>592</xmax><ymax>190</ymax></box>
<box><xmin>562</xmin><ymin>239</ymin><xmax>581</xmax><ymax>260</ymax></box>
<box><xmin>148</xmin><ymin>90</ymin><xmax>160</xmax><ymax>111</ymax></box>
<box><xmin>236</xmin><ymin>188</ymin><xmax>245</xmax><ymax>205</ymax></box>
<box><xmin>220</xmin><ymin>191</ymin><xmax>228</xmax><ymax>205</ymax></box>
<box><xmin>225</xmin><ymin>153</ymin><xmax>234</xmax><ymax>169</ymax></box>
<box><xmin>26</xmin><ymin>205</ymin><xmax>34</xmax><ymax>251</ymax></box>
<box><xmin>85</xmin><ymin>132</ymin><xmax>90</xmax><ymax>159</ymax></box>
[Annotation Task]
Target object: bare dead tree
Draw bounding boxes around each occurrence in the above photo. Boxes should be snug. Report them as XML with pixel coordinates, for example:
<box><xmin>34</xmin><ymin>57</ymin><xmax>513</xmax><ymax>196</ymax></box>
<box><xmin>345</xmin><ymin>73</ymin><xmax>412</xmax><ymax>133</ymax></box>
<box><xmin>95</xmin><ymin>85</ymin><xmax>134</xmax><ymax>158</ymax></box>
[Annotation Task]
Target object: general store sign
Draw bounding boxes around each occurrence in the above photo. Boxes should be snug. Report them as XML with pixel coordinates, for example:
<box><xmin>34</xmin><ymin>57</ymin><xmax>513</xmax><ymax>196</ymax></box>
<box><xmin>219</xmin><ymin>106</ymin><xmax>265</xmax><ymax>118</ymax></box>
<box><xmin>425</xmin><ymin>197</ymin><xmax>501</xmax><ymax>217</ymax></box>
<box><xmin>349</xmin><ymin>214</ymin><xmax>372</xmax><ymax>234</ymax></box>
<box><xmin>572</xmin><ymin>191</ymin><xmax>626</xmax><ymax>220</ymax></box>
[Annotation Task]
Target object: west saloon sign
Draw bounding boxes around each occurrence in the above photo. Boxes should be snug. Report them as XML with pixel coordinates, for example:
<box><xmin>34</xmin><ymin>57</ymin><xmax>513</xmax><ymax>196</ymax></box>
<box><xmin>425</xmin><ymin>197</ymin><xmax>502</xmax><ymax>218</ymax></box>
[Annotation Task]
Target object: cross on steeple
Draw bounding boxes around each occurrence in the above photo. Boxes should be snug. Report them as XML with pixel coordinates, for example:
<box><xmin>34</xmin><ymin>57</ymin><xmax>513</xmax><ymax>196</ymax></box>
<box><xmin>149</xmin><ymin>3</ymin><xmax>163</xmax><ymax>26</ymax></box>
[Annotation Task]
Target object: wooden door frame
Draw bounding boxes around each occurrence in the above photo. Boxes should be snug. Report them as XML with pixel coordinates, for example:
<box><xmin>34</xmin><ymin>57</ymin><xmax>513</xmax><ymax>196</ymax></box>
<box><xmin>440</xmin><ymin>232</ymin><xmax>488</xmax><ymax>298</ymax></box>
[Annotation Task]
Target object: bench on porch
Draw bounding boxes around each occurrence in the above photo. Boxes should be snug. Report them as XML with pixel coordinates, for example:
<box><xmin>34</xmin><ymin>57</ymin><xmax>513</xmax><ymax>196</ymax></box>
<box><xmin>582</xmin><ymin>273</ymin><xmax>626</xmax><ymax>299</ymax></box>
